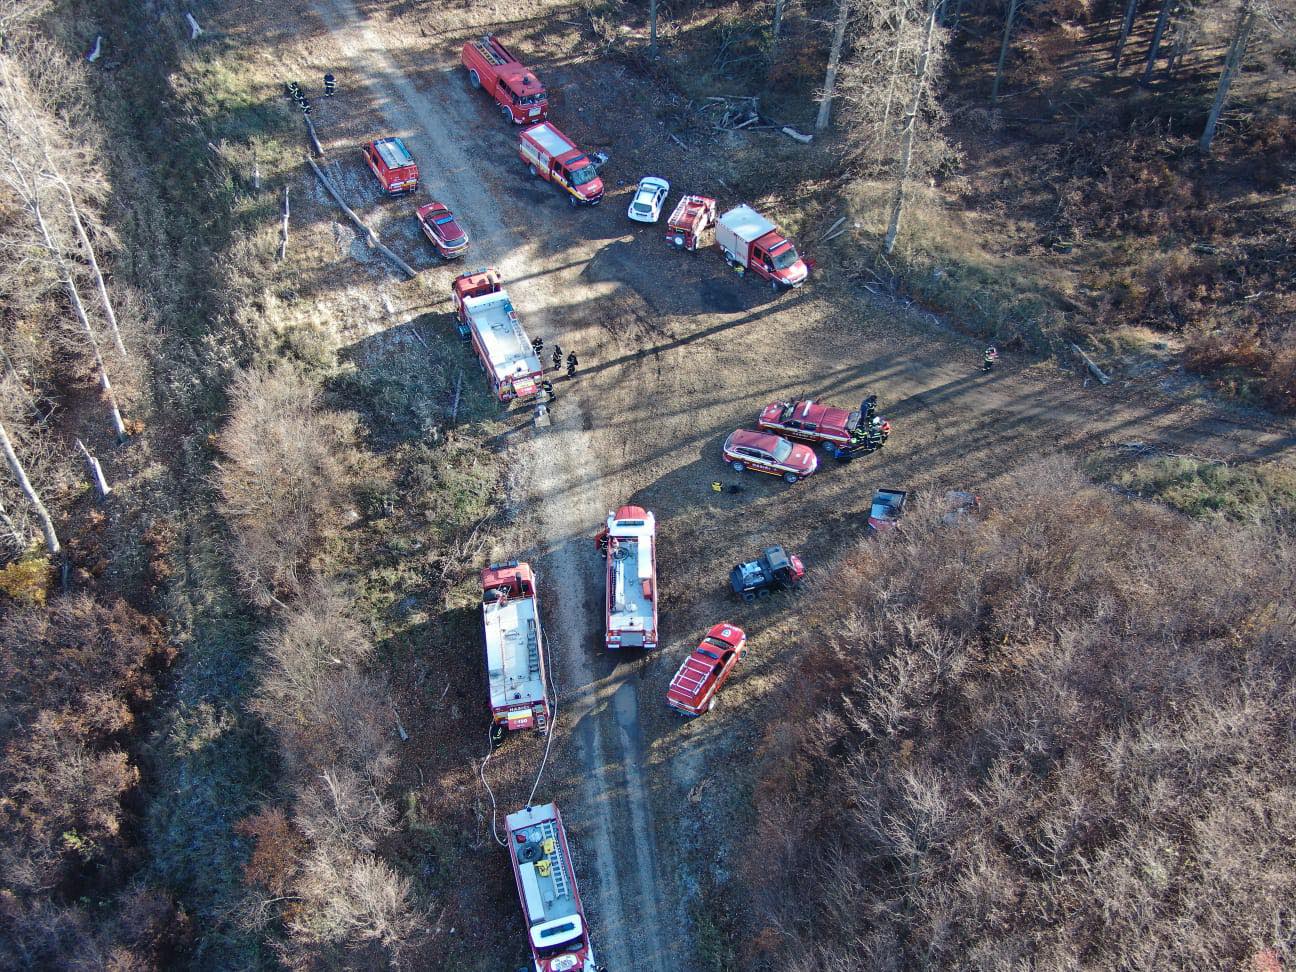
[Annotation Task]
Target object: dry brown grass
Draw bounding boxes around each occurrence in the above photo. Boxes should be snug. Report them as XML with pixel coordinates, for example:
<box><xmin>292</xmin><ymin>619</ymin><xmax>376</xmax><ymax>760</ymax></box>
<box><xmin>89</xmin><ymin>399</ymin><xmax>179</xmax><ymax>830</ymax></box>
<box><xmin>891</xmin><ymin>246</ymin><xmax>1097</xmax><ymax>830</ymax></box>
<box><xmin>742</xmin><ymin>464</ymin><xmax>1295</xmax><ymax>970</ymax></box>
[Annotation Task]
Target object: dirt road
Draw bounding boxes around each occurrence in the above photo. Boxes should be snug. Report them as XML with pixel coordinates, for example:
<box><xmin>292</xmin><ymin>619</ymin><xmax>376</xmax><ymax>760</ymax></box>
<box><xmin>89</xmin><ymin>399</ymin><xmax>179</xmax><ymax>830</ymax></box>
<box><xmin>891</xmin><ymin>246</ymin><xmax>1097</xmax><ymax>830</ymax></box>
<box><xmin>268</xmin><ymin>0</ymin><xmax>1293</xmax><ymax>966</ymax></box>
<box><xmin>310</xmin><ymin>0</ymin><xmax>682</xmax><ymax>967</ymax></box>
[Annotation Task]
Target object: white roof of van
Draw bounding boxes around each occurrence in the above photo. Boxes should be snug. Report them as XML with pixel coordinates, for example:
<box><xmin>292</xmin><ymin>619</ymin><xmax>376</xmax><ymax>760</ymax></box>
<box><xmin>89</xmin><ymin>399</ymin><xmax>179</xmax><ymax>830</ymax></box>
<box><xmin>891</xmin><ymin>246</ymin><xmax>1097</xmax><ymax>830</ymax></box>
<box><xmin>718</xmin><ymin>204</ymin><xmax>775</xmax><ymax>244</ymax></box>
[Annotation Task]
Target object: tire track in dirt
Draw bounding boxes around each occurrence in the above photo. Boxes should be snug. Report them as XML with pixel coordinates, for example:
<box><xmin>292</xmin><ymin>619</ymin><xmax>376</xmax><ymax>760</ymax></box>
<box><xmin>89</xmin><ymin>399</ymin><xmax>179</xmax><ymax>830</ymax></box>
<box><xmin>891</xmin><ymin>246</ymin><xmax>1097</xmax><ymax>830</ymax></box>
<box><xmin>307</xmin><ymin>1</ymin><xmax>679</xmax><ymax>968</ymax></box>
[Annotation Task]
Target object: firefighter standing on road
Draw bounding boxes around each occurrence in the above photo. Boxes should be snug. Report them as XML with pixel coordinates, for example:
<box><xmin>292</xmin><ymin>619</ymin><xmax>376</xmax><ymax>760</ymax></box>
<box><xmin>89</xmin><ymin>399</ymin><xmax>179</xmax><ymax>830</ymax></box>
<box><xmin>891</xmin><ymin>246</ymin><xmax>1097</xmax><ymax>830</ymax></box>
<box><xmin>324</xmin><ymin>73</ymin><xmax>336</xmax><ymax>96</ymax></box>
<box><xmin>566</xmin><ymin>351</ymin><xmax>579</xmax><ymax>379</ymax></box>
<box><xmin>551</xmin><ymin>345</ymin><xmax>563</xmax><ymax>371</ymax></box>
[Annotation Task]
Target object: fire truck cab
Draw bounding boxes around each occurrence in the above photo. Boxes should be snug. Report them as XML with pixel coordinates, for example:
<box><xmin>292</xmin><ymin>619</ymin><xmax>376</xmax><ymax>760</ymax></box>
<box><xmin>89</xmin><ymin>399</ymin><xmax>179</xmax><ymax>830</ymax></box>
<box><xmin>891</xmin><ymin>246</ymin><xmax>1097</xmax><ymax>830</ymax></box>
<box><xmin>716</xmin><ymin>204</ymin><xmax>808</xmax><ymax>290</ymax></box>
<box><xmin>362</xmin><ymin>137</ymin><xmax>419</xmax><ymax>195</ymax></box>
<box><xmin>461</xmin><ymin>35</ymin><xmax>548</xmax><ymax>125</ymax></box>
<box><xmin>519</xmin><ymin>122</ymin><xmax>605</xmax><ymax>207</ymax></box>
<box><xmin>665</xmin><ymin>195</ymin><xmax>718</xmax><ymax>252</ymax></box>
<box><xmin>506</xmin><ymin>803</ymin><xmax>600</xmax><ymax>972</ymax></box>
<box><xmin>481</xmin><ymin>562</ymin><xmax>550</xmax><ymax>738</ymax></box>
<box><xmin>452</xmin><ymin>267</ymin><xmax>502</xmax><ymax>337</ymax></box>
<box><xmin>601</xmin><ymin>506</ymin><xmax>658</xmax><ymax>650</ymax></box>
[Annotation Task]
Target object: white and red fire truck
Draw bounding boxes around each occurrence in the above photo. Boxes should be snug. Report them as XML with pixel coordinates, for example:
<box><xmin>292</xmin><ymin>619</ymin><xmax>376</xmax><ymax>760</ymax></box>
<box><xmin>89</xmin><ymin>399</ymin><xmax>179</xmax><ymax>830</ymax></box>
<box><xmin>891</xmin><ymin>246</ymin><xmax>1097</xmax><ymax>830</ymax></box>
<box><xmin>449</xmin><ymin>268</ymin><xmax>544</xmax><ymax>402</ymax></box>
<box><xmin>665</xmin><ymin>195</ymin><xmax>717</xmax><ymax>252</ymax></box>
<box><xmin>506</xmin><ymin>803</ymin><xmax>600</xmax><ymax>972</ymax></box>
<box><xmin>715</xmin><ymin>204</ymin><xmax>809</xmax><ymax>290</ymax></box>
<box><xmin>518</xmin><ymin>122</ymin><xmax>605</xmax><ymax>207</ymax></box>
<box><xmin>600</xmin><ymin>505</ymin><xmax>658</xmax><ymax>650</ymax></box>
<box><xmin>461</xmin><ymin>35</ymin><xmax>548</xmax><ymax>124</ymax></box>
<box><xmin>481</xmin><ymin>562</ymin><xmax>550</xmax><ymax>737</ymax></box>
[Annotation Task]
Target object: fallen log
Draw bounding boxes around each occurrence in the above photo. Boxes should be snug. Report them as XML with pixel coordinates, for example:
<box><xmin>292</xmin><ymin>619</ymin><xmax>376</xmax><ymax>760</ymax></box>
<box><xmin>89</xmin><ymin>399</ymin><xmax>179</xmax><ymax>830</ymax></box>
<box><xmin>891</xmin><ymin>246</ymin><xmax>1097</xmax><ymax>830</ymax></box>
<box><xmin>1071</xmin><ymin>342</ymin><xmax>1111</xmax><ymax>385</ymax></box>
<box><xmin>818</xmin><ymin>216</ymin><xmax>847</xmax><ymax>241</ymax></box>
<box><xmin>185</xmin><ymin>12</ymin><xmax>203</xmax><ymax>39</ymax></box>
<box><xmin>304</xmin><ymin>115</ymin><xmax>324</xmax><ymax>158</ymax></box>
<box><xmin>306</xmin><ymin>155</ymin><xmax>417</xmax><ymax>278</ymax></box>
<box><xmin>75</xmin><ymin>438</ymin><xmax>112</xmax><ymax>498</ymax></box>
<box><xmin>781</xmin><ymin>126</ymin><xmax>813</xmax><ymax>144</ymax></box>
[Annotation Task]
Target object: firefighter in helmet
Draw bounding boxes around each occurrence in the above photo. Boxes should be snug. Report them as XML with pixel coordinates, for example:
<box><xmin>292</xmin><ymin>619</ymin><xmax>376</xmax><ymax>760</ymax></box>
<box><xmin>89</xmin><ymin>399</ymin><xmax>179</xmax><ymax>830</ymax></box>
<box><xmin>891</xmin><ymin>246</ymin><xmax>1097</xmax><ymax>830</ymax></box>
<box><xmin>983</xmin><ymin>346</ymin><xmax>999</xmax><ymax>372</ymax></box>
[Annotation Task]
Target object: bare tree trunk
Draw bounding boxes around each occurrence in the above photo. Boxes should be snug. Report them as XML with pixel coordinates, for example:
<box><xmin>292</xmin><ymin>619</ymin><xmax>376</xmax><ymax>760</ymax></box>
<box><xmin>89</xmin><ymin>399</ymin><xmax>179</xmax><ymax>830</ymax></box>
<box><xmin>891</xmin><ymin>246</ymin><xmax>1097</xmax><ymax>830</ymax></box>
<box><xmin>1113</xmin><ymin>0</ymin><xmax>1139</xmax><ymax>70</ymax></box>
<box><xmin>880</xmin><ymin>0</ymin><xmax>910</xmax><ymax>139</ymax></box>
<box><xmin>25</xmin><ymin>187</ymin><xmax>129</xmax><ymax>442</ymax></box>
<box><xmin>55</xmin><ymin>175</ymin><xmax>127</xmax><ymax>360</ymax></box>
<box><xmin>883</xmin><ymin>4</ymin><xmax>938</xmax><ymax>255</ymax></box>
<box><xmin>649</xmin><ymin>0</ymin><xmax>658</xmax><ymax>58</ymax></box>
<box><xmin>816</xmin><ymin>0</ymin><xmax>853</xmax><ymax>133</ymax></box>
<box><xmin>773</xmin><ymin>0</ymin><xmax>786</xmax><ymax>43</ymax></box>
<box><xmin>991</xmin><ymin>0</ymin><xmax>1021</xmax><ymax>104</ymax></box>
<box><xmin>0</xmin><ymin>417</ymin><xmax>59</xmax><ymax>555</ymax></box>
<box><xmin>1199</xmin><ymin>2</ymin><xmax>1256</xmax><ymax>152</ymax></box>
<box><xmin>1139</xmin><ymin>0</ymin><xmax>1174</xmax><ymax>84</ymax></box>
<box><xmin>75</xmin><ymin>437</ymin><xmax>112</xmax><ymax>498</ymax></box>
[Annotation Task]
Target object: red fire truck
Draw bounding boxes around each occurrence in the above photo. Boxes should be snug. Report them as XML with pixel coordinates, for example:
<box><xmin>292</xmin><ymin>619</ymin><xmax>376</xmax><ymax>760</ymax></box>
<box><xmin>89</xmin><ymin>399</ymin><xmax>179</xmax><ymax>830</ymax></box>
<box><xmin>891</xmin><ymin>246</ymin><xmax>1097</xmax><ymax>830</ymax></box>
<box><xmin>450</xmin><ymin>269</ymin><xmax>544</xmax><ymax>402</ymax></box>
<box><xmin>716</xmin><ymin>204</ymin><xmax>809</xmax><ymax>290</ymax></box>
<box><xmin>461</xmin><ymin>35</ymin><xmax>548</xmax><ymax>125</ymax></box>
<box><xmin>599</xmin><ymin>505</ymin><xmax>658</xmax><ymax>650</ymax></box>
<box><xmin>519</xmin><ymin>123</ymin><xmax>604</xmax><ymax>207</ymax></box>
<box><xmin>506</xmin><ymin>803</ymin><xmax>600</xmax><ymax>972</ymax></box>
<box><xmin>665</xmin><ymin>195</ymin><xmax>717</xmax><ymax>252</ymax></box>
<box><xmin>362</xmin><ymin>137</ymin><xmax>419</xmax><ymax>195</ymax></box>
<box><xmin>481</xmin><ymin>562</ymin><xmax>550</xmax><ymax>738</ymax></box>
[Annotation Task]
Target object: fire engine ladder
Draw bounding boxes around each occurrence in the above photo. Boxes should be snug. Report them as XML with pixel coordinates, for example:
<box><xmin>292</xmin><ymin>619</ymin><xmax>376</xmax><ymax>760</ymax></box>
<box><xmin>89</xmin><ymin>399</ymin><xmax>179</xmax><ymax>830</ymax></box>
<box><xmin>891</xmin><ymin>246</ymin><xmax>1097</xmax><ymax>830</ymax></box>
<box><xmin>526</xmin><ymin>620</ymin><xmax>540</xmax><ymax>675</ymax></box>
<box><xmin>472</xmin><ymin>38</ymin><xmax>507</xmax><ymax>66</ymax></box>
<box><xmin>536</xmin><ymin>820</ymin><xmax>571</xmax><ymax>900</ymax></box>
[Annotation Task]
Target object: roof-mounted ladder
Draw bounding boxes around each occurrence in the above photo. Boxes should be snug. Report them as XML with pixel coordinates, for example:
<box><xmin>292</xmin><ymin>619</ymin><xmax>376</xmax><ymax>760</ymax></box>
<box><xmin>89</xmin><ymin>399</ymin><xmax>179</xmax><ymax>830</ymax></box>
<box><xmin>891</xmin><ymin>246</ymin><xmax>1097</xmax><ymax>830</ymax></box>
<box><xmin>537</xmin><ymin>820</ymin><xmax>571</xmax><ymax>901</ymax></box>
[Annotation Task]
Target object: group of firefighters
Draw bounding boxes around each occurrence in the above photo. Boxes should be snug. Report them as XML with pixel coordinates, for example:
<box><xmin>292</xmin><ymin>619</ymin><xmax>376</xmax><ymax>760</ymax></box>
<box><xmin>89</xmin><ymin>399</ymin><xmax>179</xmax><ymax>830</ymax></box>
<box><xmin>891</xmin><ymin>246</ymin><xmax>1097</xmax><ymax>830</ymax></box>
<box><xmin>284</xmin><ymin>74</ymin><xmax>337</xmax><ymax>116</ymax></box>
<box><xmin>529</xmin><ymin>336</ymin><xmax>579</xmax><ymax>418</ymax></box>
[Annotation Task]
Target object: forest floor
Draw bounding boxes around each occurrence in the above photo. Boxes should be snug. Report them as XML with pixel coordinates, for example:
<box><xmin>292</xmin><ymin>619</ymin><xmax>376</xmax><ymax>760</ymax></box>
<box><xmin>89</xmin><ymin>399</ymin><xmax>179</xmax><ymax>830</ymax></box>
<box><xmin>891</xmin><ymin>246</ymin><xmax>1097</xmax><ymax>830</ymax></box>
<box><xmin>174</xmin><ymin>0</ymin><xmax>1295</xmax><ymax>967</ymax></box>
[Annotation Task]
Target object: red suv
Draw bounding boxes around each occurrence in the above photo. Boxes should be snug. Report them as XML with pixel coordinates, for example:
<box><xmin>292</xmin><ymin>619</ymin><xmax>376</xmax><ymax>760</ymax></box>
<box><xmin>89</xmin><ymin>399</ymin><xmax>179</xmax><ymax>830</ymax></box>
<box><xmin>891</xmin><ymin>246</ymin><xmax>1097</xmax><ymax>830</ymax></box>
<box><xmin>363</xmin><ymin>137</ymin><xmax>419</xmax><ymax>195</ymax></box>
<box><xmin>666</xmin><ymin>624</ymin><xmax>747</xmax><ymax>717</ymax></box>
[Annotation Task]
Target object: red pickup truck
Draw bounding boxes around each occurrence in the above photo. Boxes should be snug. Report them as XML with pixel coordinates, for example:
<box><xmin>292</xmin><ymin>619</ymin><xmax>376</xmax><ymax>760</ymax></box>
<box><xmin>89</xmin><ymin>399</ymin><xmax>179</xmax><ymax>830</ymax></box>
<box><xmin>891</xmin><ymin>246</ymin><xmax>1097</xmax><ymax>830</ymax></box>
<box><xmin>518</xmin><ymin>122</ymin><xmax>604</xmax><ymax>207</ymax></box>
<box><xmin>461</xmin><ymin>35</ymin><xmax>548</xmax><ymax>125</ymax></box>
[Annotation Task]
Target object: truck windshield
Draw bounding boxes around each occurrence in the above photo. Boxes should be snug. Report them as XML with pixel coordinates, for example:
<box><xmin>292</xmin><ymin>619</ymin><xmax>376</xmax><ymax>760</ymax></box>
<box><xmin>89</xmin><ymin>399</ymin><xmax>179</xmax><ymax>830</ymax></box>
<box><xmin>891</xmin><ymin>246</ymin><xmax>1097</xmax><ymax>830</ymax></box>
<box><xmin>517</xmin><ymin>92</ymin><xmax>545</xmax><ymax>106</ymax></box>
<box><xmin>770</xmin><ymin>245</ymin><xmax>801</xmax><ymax>270</ymax></box>
<box><xmin>568</xmin><ymin>164</ymin><xmax>598</xmax><ymax>186</ymax></box>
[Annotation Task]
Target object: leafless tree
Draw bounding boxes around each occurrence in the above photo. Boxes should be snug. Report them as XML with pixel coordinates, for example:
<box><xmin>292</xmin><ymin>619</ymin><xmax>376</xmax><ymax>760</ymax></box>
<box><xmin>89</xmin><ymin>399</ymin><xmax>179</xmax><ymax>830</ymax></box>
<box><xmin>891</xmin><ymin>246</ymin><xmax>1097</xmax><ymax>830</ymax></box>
<box><xmin>1139</xmin><ymin>0</ymin><xmax>1177</xmax><ymax>83</ymax></box>
<box><xmin>883</xmin><ymin>1</ymin><xmax>942</xmax><ymax>254</ymax></box>
<box><xmin>816</xmin><ymin>0</ymin><xmax>856</xmax><ymax>132</ymax></box>
<box><xmin>1113</xmin><ymin>0</ymin><xmax>1141</xmax><ymax>69</ymax></box>
<box><xmin>217</xmin><ymin>367</ymin><xmax>357</xmax><ymax>605</ymax></box>
<box><xmin>0</xmin><ymin>411</ymin><xmax>58</xmax><ymax>555</ymax></box>
<box><xmin>1199</xmin><ymin>0</ymin><xmax>1260</xmax><ymax>151</ymax></box>
<box><xmin>991</xmin><ymin>0</ymin><xmax>1026</xmax><ymax>104</ymax></box>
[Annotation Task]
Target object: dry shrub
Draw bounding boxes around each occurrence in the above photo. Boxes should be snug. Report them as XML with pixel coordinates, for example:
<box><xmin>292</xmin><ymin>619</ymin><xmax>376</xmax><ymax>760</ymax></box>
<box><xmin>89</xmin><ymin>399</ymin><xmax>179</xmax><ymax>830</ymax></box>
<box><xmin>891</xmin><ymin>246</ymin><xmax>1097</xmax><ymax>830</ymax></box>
<box><xmin>236</xmin><ymin>807</ymin><xmax>303</xmax><ymax>896</ymax></box>
<box><xmin>1185</xmin><ymin>326</ymin><xmax>1296</xmax><ymax>412</ymax></box>
<box><xmin>0</xmin><ymin>596</ymin><xmax>179</xmax><ymax>969</ymax></box>
<box><xmin>218</xmin><ymin>367</ymin><xmax>357</xmax><ymax>606</ymax></box>
<box><xmin>743</xmin><ymin>463</ymin><xmax>1296</xmax><ymax>970</ymax></box>
<box><xmin>283</xmin><ymin>845</ymin><xmax>419</xmax><ymax>962</ymax></box>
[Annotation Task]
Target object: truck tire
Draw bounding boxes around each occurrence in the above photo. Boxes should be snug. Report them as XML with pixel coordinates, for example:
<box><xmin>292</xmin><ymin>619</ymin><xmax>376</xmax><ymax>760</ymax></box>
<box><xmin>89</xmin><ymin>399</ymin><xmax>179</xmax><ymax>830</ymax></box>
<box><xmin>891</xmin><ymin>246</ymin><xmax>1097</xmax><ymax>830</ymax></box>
<box><xmin>741</xmin><ymin>591</ymin><xmax>756</xmax><ymax>603</ymax></box>
<box><xmin>500</xmin><ymin>103</ymin><xmax>513</xmax><ymax>123</ymax></box>
<box><xmin>756</xmin><ymin>588</ymin><xmax>772</xmax><ymax>600</ymax></box>
<box><xmin>821</xmin><ymin>439</ymin><xmax>838</xmax><ymax>453</ymax></box>
<box><xmin>469</xmin><ymin>69</ymin><xmax>481</xmax><ymax>88</ymax></box>
<box><xmin>770</xmin><ymin>277</ymin><xmax>782</xmax><ymax>292</ymax></box>
<box><xmin>568</xmin><ymin>193</ymin><xmax>579</xmax><ymax>207</ymax></box>
<box><xmin>731</xmin><ymin>460</ymin><xmax>746</xmax><ymax>473</ymax></box>
<box><xmin>783</xmin><ymin>471</ymin><xmax>800</xmax><ymax>484</ymax></box>
<box><xmin>528</xmin><ymin>164</ymin><xmax>538</xmax><ymax>178</ymax></box>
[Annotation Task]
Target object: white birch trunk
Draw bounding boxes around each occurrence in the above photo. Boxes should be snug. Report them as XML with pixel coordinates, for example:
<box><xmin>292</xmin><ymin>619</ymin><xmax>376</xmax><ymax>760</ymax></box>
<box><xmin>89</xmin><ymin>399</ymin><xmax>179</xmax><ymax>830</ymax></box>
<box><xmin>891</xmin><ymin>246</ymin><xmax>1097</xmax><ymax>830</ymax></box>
<box><xmin>880</xmin><ymin>0</ymin><xmax>910</xmax><ymax>140</ymax></box>
<box><xmin>649</xmin><ymin>0</ymin><xmax>658</xmax><ymax>58</ymax></box>
<box><xmin>55</xmin><ymin>174</ymin><xmax>128</xmax><ymax>360</ymax></box>
<box><xmin>0</xmin><ymin>417</ymin><xmax>59</xmax><ymax>555</ymax></box>
<box><xmin>883</xmin><ymin>4</ymin><xmax>938</xmax><ymax>255</ymax></box>
<box><xmin>816</xmin><ymin>0</ymin><xmax>853</xmax><ymax>133</ymax></box>
<box><xmin>1199</xmin><ymin>3</ymin><xmax>1256</xmax><ymax>152</ymax></box>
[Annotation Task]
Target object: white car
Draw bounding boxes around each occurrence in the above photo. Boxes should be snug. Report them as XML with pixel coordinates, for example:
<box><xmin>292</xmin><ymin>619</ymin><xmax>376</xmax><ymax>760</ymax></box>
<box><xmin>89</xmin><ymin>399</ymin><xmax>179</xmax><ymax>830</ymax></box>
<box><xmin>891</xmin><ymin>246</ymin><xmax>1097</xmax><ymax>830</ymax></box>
<box><xmin>627</xmin><ymin>176</ymin><xmax>670</xmax><ymax>223</ymax></box>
